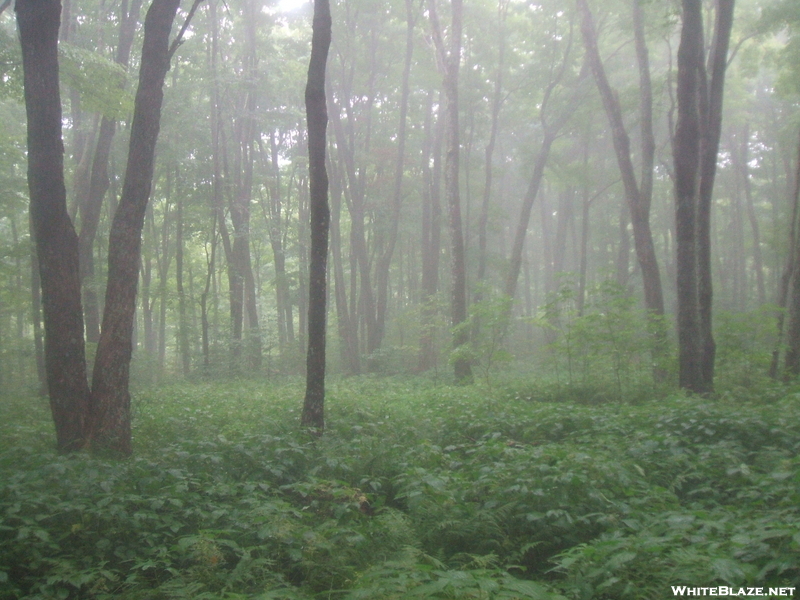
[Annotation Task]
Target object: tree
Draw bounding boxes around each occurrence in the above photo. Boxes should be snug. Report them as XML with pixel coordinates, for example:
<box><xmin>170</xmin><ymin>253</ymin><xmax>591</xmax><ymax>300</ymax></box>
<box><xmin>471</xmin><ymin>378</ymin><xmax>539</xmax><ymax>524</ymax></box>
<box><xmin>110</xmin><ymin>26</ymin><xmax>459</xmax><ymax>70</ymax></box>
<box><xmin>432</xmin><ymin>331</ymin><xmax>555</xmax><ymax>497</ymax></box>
<box><xmin>577</xmin><ymin>0</ymin><xmax>667</xmax><ymax>380</ymax></box>
<box><xmin>301</xmin><ymin>0</ymin><xmax>332</xmax><ymax>431</ymax></box>
<box><xmin>90</xmin><ymin>0</ymin><xmax>188</xmax><ymax>455</ymax></box>
<box><xmin>428</xmin><ymin>0</ymin><xmax>471</xmax><ymax>383</ymax></box>
<box><xmin>673</xmin><ymin>0</ymin><xmax>735</xmax><ymax>394</ymax></box>
<box><xmin>17</xmin><ymin>0</ymin><xmax>92</xmax><ymax>453</ymax></box>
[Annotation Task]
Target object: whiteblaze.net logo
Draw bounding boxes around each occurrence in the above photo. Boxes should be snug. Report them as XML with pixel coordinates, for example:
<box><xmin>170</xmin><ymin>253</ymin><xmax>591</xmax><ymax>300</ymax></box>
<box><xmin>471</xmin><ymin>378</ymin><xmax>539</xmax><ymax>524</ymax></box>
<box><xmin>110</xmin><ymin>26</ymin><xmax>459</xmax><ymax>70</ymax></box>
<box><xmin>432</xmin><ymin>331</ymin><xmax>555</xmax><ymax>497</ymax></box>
<box><xmin>671</xmin><ymin>587</ymin><xmax>796</xmax><ymax>597</ymax></box>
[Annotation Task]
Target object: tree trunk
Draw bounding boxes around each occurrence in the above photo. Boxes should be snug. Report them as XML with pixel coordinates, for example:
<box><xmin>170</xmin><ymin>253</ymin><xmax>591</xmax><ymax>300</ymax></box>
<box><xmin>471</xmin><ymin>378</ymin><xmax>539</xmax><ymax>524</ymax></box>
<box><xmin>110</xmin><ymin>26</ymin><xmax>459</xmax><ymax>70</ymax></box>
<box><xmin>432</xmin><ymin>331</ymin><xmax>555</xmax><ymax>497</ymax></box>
<box><xmin>673</xmin><ymin>0</ymin><xmax>706</xmax><ymax>393</ymax></box>
<box><xmin>739</xmin><ymin>124</ymin><xmax>766</xmax><ymax>305</ymax></box>
<box><xmin>176</xmin><ymin>172</ymin><xmax>191</xmax><ymax>376</ymax></box>
<box><xmin>302</xmin><ymin>0</ymin><xmax>331</xmax><ymax>432</ymax></box>
<box><xmin>18</xmin><ymin>0</ymin><xmax>92</xmax><ymax>452</ymax></box>
<box><xmin>578</xmin><ymin>0</ymin><xmax>667</xmax><ymax>379</ymax></box>
<box><xmin>473</xmin><ymin>0</ymin><xmax>508</xmax><ymax>341</ymax></box>
<box><xmin>79</xmin><ymin>0</ymin><xmax>142</xmax><ymax>343</ymax></box>
<box><xmin>91</xmin><ymin>0</ymin><xmax>182</xmax><ymax>455</ymax></box>
<box><xmin>428</xmin><ymin>0</ymin><xmax>471</xmax><ymax>383</ymax></box>
<box><xmin>374</xmin><ymin>0</ymin><xmax>415</xmax><ymax>353</ymax></box>
<box><xmin>328</xmin><ymin>153</ymin><xmax>360</xmax><ymax>374</ymax></box>
<box><xmin>29</xmin><ymin>217</ymin><xmax>47</xmax><ymax>395</ymax></box>
<box><xmin>696</xmin><ymin>0</ymin><xmax>734</xmax><ymax>390</ymax></box>
<box><xmin>418</xmin><ymin>91</ymin><xmax>443</xmax><ymax>372</ymax></box>
<box><xmin>673</xmin><ymin>0</ymin><xmax>734</xmax><ymax>394</ymax></box>
<box><xmin>781</xmin><ymin>133</ymin><xmax>800</xmax><ymax>376</ymax></box>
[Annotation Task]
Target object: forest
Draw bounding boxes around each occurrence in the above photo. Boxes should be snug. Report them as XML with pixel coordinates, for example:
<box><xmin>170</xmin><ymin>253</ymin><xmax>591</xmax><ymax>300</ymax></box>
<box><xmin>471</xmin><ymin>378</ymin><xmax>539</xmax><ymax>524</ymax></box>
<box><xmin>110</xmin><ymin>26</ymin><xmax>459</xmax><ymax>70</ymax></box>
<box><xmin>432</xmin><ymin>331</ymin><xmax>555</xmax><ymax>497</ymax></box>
<box><xmin>1</xmin><ymin>0</ymin><xmax>800</xmax><ymax>597</ymax></box>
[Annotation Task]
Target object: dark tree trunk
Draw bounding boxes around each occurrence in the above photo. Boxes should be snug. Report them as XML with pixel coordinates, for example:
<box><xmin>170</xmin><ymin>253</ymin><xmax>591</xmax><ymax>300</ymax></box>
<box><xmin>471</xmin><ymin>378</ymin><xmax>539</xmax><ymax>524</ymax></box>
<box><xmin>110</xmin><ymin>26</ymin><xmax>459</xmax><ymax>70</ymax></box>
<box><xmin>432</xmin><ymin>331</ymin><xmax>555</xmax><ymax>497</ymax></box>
<box><xmin>696</xmin><ymin>0</ymin><xmax>734</xmax><ymax>390</ymax></box>
<box><xmin>29</xmin><ymin>220</ymin><xmax>47</xmax><ymax>395</ymax></box>
<box><xmin>674</xmin><ymin>0</ymin><xmax>705</xmax><ymax>393</ymax></box>
<box><xmin>673</xmin><ymin>0</ymin><xmax>734</xmax><ymax>394</ymax></box>
<box><xmin>302</xmin><ymin>0</ymin><xmax>331</xmax><ymax>432</ymax></box>
<box><xmin>91</xmin><ymin>0</ymin><xmax>182</xmax><ymax>455</ymax></box>
<box><xmin>781</xmin><ymin>133</ymin><xmax>800</xmax><ymax>376</ymax></box>
<box><xmin>18</xmin><ymin>0</ymin><xmax>92</xmax><ymax>453</ymax></box>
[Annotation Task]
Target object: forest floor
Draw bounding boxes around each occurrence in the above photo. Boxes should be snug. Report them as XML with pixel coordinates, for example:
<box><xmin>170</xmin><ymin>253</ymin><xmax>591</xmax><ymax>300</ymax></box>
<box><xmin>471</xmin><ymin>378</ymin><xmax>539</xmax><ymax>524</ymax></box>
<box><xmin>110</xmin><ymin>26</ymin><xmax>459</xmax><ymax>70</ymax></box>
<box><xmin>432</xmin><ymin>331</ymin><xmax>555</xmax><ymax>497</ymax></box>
<box><xmin>1</xmin><ymin>376</ymin><xmax>799</xmax><ymax>599</ymax></box>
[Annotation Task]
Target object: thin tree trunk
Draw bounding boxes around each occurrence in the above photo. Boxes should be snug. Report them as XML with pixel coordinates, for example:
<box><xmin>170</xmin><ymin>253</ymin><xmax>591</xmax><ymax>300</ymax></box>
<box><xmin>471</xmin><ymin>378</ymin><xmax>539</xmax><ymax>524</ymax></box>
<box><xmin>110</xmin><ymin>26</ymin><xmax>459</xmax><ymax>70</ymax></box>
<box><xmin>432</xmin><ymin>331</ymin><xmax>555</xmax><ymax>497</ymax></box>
<box><xmin>176</xmin><ymin>171</ymin><xmax>191</xmax><ymax>377</ymax></box>
<box><xmin>740</xmin><ymin>124</ymin><xmax>766</xmax><ymax>305</ymax></box>
<box><xmin>374</xmin><ymin>0</ymin><xmax>415</xmax><ymax>352</ymax></box>
<box><xmin>79</xmin><ymin>0</ymin><xmax>142</xmax><ymax>343</ymax></box>
<box><xmin>428</xmin><ymin>0</ymin><xmax>471</xmax><ymax>383</ymax></box>
<box><xmin>473</xmin><ymin>0</ymin><xmax>508</xmax><ymax>340</ymax></box>
<box><xmin>418</xmin><ymin>91</ymin><xmax>443</xmax><ymax>372</ymax></box>
<box><xmin>780</xmin><ymin>132</ymin><xmax>800</xmax><ymax>376</ymax></box>
<box><xmin>18</xmin><ymin>0</ymin><xmax>92</xmax><ymax>452</ymax></box>
<box><xmin>578</xmin><ymin>0</ymin><xmax>667</xmax><ymax>379</ymax></box>
<box><xmin>302</xmin><ymin>0</ymin><xmax>331</xmax><ymax>431</ymax></box>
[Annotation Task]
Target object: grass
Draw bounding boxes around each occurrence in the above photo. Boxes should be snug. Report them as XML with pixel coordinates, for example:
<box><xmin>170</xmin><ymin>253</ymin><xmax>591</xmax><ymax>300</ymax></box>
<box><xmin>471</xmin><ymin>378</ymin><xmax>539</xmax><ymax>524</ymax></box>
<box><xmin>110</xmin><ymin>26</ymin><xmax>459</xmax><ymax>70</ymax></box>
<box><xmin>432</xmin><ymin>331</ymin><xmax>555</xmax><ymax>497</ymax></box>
<box><xmin>1</xmin><ymin>376</ymin><xmax>799</xmax><ymax>599</ymax></box>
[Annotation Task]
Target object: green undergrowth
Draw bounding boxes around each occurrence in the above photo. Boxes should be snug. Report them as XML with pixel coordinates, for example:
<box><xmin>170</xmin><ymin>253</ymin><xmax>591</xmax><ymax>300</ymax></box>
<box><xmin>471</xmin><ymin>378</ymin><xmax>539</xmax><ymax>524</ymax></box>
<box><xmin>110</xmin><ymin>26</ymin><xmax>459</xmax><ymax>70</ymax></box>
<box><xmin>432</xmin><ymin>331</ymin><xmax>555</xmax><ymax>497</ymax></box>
<box><xmin>1</xmin><ymin>377</ymin><xmax>799</xmax><ymax>599</ymax></box>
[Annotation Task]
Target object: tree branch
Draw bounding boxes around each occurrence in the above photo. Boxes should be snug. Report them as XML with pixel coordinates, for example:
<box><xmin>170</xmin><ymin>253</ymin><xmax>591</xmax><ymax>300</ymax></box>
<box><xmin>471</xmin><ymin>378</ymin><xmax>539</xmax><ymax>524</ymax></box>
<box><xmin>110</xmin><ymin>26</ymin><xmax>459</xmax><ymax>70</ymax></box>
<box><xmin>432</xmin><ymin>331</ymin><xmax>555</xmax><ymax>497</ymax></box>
<box><xmin>168</xmin><ymin>0</ymin><xmax>205</xmax><ymax>60</ymax></box>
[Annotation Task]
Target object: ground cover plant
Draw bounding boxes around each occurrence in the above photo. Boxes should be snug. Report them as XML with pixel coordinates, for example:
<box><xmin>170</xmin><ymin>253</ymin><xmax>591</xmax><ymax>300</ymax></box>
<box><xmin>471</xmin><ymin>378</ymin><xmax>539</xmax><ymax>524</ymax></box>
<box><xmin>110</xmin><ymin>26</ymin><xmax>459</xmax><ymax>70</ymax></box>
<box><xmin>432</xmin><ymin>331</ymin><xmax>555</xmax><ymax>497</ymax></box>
<box><xmin>1</xmin><ymin>378</ymin><xmax>799</xmax><ymax>599</ymax></box>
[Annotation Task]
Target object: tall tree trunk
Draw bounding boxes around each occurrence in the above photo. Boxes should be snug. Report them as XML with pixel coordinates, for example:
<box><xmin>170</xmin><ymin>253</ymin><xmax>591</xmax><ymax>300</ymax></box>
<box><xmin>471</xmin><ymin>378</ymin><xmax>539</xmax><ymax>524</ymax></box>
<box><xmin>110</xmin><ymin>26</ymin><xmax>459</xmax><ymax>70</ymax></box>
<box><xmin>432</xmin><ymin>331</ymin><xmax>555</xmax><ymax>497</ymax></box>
<box><xmin>374</xmin><ymin>0</ymin><xmax>415</xmax><ymax>352</ymax></box>
<box><xmin>230</xmin><ymin>0</ymin><xmax>261</xmax><ymax>371</ymax></box>
<box><xmin>18</xmin><ymin>0</ymin><xmax>92</xmax><ymax>452</ymax></box>
<box><xmin>176</xmin><ymin>172</ymin><xmax>191</xmax><ymax>376</ymax></box>
<box><xmin>696</xmin><ymin>0</ymin><xmax>734</xmax><ymax>390</ymax></box>
<box><xmin>780</xmin><ymin>132</ymin><xmax>800</xmax><ymax>376</ymax></box>
<box><xmin>91</xmin><ymin>0</ymin><xmax>183</xmax><ymax>455</ymax></box>
<box><xmin>578</xmin><ymin>0</ymin><xmax>667</xmax><ymax>379</ymax></box>
<box><xmin>418</xmin><ymin>91</ymin><xmax>443</xmax><ymax>372</ymax></box>
<box><xmin>302</xmin><ymin>0</ymin><xmax>331</xmax><ymax>431</ymax></box>
<box><xmin>267</xmin><ymin>132</ymin><xmax>291</xmax><ymax>353</ymax></box>
<box><xmin>473</xmin><ymin>0</ymin><xmax>508</xmax><ymax>341</ymax></box>
<box><xmin>29</xmin><ymin>218</ymin><xmax>47</xmax><ymax>395</ymax></box>
<box><xmin>673</xmin><ymin>0</ymin><xmax>734</xmax><ymax>394</ymax></box>
<box><xmin>328</xmin><ymin>153</ymin><xmax>360</xmax><ymax>374</ymax></box>
<box><xmin>428</xmin><ymin>0</ymin><xmax>471</xmax><ymax>383</ymax></box>
<box><xmin>200</xmin><ymin>217</ymin><xmax>218</xmax><ymax>370</ymax></box>
<box><xmin>79</xmin><ymin>0</ymin><xmax>142</xmax><ymax>343</ymax></box>
<box><xmin>674</xmin><ymin>0</ymin><xmax>706</xmax><ymax>393</ymax></box>
<box><xmin>739</xmin><ymin>124</ymin><xmax>766</xmax><ymax>305</ymax></box>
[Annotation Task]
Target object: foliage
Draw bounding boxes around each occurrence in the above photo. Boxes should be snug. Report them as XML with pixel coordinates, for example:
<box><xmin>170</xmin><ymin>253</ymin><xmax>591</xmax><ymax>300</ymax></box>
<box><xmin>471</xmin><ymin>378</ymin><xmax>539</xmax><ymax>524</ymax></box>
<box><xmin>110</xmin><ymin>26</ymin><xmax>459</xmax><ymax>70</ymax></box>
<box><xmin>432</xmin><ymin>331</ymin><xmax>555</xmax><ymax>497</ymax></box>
<box><xmin>533</xmin><ymin>280</ymin><xmax>655</xmax><ymax>394</ymax></box>
<box><xmin>1</xmin><ymin>378</ymin><xmax>799</xmax><ymax>599</ymax></box>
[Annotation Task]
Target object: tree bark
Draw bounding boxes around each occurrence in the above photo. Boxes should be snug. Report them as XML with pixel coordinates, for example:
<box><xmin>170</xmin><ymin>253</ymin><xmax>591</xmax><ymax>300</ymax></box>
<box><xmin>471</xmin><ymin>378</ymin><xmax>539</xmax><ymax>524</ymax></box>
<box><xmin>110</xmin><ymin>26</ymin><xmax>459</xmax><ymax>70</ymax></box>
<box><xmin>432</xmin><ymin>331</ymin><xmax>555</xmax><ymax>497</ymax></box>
<box><xmin>673</xmin><ymin>0</ymin><xmax>734</xmax><ymax>394</ymax></box>
<box><xmin>673</xmin><ymin>0</ymin><xmax>705</xmax><ymax>393</ymax></box>
<box><xmin>696</xmin><ymin>0</ymin><xmax>734</xmax><ymax>390</ymax></box>
<box><xmin>302</xmin><ymin>0</ymin><xmax>331</xmax><ymax>432</ymax></box>
<box><xmin>17</xmin><ymin>0</ymin><xmax>92</xmax><ymax>453</ymax></box>
<box><xmin>91</xmin><ymin>0</ymin><xmax>182</xmax><ymax>455</ymax></box>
